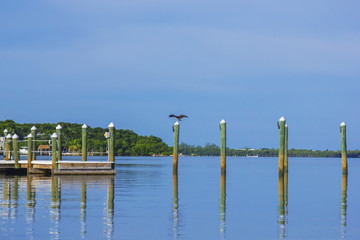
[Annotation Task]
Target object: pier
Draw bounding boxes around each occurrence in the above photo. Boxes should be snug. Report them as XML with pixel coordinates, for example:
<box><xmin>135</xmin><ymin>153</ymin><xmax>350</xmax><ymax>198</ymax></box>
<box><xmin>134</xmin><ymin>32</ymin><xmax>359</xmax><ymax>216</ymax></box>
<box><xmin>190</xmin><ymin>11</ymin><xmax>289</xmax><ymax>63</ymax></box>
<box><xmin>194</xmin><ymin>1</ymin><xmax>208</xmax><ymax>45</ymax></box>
<box><xmin>0</xmin><ymin>123</ymin><xmax>116</xmax><ymax>175</ymax></box>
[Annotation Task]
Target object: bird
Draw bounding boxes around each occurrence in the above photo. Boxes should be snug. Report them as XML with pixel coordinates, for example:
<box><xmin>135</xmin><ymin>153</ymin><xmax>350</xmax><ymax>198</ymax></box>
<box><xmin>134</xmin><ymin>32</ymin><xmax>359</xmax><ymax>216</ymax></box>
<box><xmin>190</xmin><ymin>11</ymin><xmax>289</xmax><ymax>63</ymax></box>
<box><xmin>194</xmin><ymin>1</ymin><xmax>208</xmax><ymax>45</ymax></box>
<box><xmin>169</xmin><ymin>114</ymin><xmax>188</xmax><ymax>121</ymax></box>
<box><xmin>277</xmin><ymin>122</ymin><xmax>280</xmax><ymax>129</ymax></box>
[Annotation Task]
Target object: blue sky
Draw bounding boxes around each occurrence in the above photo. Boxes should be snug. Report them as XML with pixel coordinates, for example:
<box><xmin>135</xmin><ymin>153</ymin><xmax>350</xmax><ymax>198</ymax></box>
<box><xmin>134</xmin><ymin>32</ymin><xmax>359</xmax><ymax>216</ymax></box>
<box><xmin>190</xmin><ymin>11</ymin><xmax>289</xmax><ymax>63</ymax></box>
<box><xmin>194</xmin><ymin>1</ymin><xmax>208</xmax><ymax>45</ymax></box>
<box><xmin>1</xmin><ymin>0</ymin><xmax>359</xmax><ymax>150</ymax></box>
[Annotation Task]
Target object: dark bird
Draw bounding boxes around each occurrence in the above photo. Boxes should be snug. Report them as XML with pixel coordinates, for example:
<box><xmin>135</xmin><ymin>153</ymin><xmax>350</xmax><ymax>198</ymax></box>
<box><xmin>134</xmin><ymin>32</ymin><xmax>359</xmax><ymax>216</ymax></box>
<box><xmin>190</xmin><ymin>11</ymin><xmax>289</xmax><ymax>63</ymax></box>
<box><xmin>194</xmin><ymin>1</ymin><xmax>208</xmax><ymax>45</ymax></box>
<box><xmin>169</xmin><ymin>114</ymin><xmax>188</xmax><ymax>121</ymax></box>
<box><xmin>277</xmin><ymin>122</ymin><xmax>280</xmax><ymax>129</ymax></box>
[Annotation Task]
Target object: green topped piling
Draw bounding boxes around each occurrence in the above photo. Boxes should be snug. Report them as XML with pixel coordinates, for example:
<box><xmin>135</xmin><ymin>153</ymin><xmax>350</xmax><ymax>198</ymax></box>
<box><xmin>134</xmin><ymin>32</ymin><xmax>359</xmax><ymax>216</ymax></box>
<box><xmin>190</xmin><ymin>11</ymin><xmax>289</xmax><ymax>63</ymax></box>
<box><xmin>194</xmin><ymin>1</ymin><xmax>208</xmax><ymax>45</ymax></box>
<box><xmin>27</xmin><ymin>133</ymin><xmax>33</xmax><ymax>171</ymax></box>
<box><xmin>4</xmin><ymin>133</ymin><xmax>11</xmax><ymax>160</ymax></box>
<box><xmin>12</xmin><ymin>134</ymin><xmax>20</xmax><ymax>168</ymax></box>
<box><xmin>82</xmin><ymin>124</ymin><xmax>88</xmax><ymax>162</ymax></box>
<box><xmin>220</xmin><ymin>120</ymin><xmax>226</xmax><ymax>175</ymax></box>
<box><xmin>108</xmin><ymin>122</ymin><xmax>115</xmax><ymax>163</ymax></box>
<box><xmin>173</xmin><ymin>121</ymin><xmax>180</xmax><ymax>174</ymax></box>
<box><xmin>340</xmin><ymin>122</ymin><xmax>347</xmax><ymax>174</ymax></box>
<box><xmin>284</xmin><ymin>124</ymin><xmax>288</xmax><ymax>172</ymax></box>
<box><xmin>56</xmin><ymin>125</ymin><xmax>62</xmax><ymax>161</ymax></box>
<box><xmin>51</xmin><ymin>133</ymin><xmax>58</xmax><ymax>174</ymax></box>
<box><xmin>278</xmin><ymin>117</ymin><xmax>286</xmax><ymax>176</ymax></box>
<box><xmin>31</xmin><ymin>126</ymin><xmax>37</xmax><ymax>160</ymax></box>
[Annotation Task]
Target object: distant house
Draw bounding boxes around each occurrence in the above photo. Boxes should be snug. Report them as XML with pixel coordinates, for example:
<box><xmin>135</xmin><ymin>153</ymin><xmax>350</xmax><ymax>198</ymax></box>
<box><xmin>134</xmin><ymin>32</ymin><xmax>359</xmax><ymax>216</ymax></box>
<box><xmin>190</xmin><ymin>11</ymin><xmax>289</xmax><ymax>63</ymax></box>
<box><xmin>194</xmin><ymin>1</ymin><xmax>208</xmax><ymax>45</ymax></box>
<box><xmin>38</xmin><ymin>145</ymin><xmax>51</xmax><ymax>155</ymax></box>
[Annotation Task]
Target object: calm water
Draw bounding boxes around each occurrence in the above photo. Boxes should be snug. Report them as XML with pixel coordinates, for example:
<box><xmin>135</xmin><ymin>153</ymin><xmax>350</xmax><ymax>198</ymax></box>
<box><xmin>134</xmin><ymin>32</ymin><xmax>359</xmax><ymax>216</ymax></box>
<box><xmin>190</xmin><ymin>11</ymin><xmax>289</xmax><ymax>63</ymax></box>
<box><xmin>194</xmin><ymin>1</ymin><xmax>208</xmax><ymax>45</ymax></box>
<box><xmin>1</xmin><ymin>156</ymin><xmax>360</xmax><ymax>240</ymax></box>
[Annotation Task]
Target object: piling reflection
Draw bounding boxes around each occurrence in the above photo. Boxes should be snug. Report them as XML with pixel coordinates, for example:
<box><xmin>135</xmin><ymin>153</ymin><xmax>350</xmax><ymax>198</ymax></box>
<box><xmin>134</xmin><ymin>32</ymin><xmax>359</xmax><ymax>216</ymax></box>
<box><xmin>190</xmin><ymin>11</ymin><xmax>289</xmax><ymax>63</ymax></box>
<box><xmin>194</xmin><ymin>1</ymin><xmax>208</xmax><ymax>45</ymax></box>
<box><xmin>105</xmin><ymin>176</ymin><xmax>114</xmax><ymax>239</ymax></box>
<box><xmin>80</xmin><ymin>181</ymin><xmax>86</xmax><ymax>237</ymax></box>
<box><xmin>172</xmin><ymin>173</ymin><xmax>179</xmax><ymax>239</ymax></box>
<box><xmin>341</xmin><ymin>173</ymin><xmax>348</xmax><ymax>239</ymax></box>
<box><xmin>278</xmin><ymin>172</ymin><xmax>288</xmax><ymax>238</ymax></box>
<box><xmin>0</xmin><ymin>174</ymin><xmax>115</xmax><ymax>239</ymax></box>
<box><xmin>26</xmin><ymin>175</ymin><xmax>36</xmax><ymax>240</ymax></box>
<box><xmin>220</xmin><ymin>173</ymin><xmax>226</xmax><ymax>239</ymax></box>
<box><xmin>50</xmin><ymin>176</ymin><xmax>61</xmax><ymax>240</ymax></box>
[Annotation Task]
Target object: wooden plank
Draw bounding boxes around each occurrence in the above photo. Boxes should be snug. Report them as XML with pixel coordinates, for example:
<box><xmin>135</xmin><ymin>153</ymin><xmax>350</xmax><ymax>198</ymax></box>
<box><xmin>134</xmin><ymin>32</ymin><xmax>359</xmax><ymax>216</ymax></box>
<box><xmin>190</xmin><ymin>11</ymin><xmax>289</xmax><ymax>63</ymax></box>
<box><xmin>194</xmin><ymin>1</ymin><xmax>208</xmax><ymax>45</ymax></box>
<box><xmin>54</xmin><ymin>169</ymin><xmax>116</xmax><ymax>175</ymax></box>
<box><xmin>58</xmin><ymin>162</ymin><xmax>113</xmax><ymax>170</ymax></box>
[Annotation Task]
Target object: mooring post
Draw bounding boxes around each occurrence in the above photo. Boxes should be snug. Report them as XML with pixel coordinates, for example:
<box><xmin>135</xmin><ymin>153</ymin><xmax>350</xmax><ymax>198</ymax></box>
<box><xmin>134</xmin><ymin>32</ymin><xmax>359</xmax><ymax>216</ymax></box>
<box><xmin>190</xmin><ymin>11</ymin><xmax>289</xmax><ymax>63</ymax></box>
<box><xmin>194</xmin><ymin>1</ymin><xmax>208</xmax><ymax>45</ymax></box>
<box><xmin>31</xmin><ymin>126</ymin><xmax>37</xmax><ymax>161</ymax></box>
<box><xmin>284</xmin><ymin>124</ymin><xmax>288</xmax><ymax>172</ymax></box>
<box><xmin>340</xmin><ymin>122</ymin><xmax>347</xmax><ymax>174</ymax></box>
<box><xmin>27</xmin><ymin>133</ymin><xmax>33</xmax><ymax>171</ymax></box>
<box><xmin>5</xmin><ymin>133</ymin><xmax>12</xmax><ymax>160</ymax></box>
<box><xmin>12</xmin><ymin>134</ymin><xmax>20</xmax><ymax>168</ymax></box>
<box><xmin>3</xmin><ymin>129</ymin><xmax>8</xmax><ymax>158</ymax></box>
<box><xmin>56</xmin><ymin>125</ymin><xmax>62</xmax><ymax>161</ymax></box>
<box><xmin>278</xmin><ymin>117</ymin><xmax>286</xmax><ymax>176</ymax></box>
<box><xmin>108</xmin><ymin>122</ymin><xmax>115</xmax><ymax>163</ymax></box>
<box><xmin>51</xmin><ymin>133</ymin><xmax>58</xmax><ymax>174</ymax></box>
<box><xmin>220</xmin><ymin>119</ymin><xmax>226</xmax><ymax>175</ymax></box>
<box><xmin>82</xmin><ymin>124</ymin><xmax>87</xmax><ymax>162</ymax></box>
<box><xmin>173</xmin><ymin>121</ymin><xmax>180</xmax><ymax>174</ymax></box>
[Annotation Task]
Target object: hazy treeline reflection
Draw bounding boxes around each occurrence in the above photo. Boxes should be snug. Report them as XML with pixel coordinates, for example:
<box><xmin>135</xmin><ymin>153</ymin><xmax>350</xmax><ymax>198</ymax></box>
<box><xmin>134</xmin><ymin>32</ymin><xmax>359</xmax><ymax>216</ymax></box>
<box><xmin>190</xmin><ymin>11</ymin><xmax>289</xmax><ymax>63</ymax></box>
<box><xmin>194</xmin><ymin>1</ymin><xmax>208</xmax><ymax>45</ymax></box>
<box><xmin>0</xmin><ymin>174</ymin><xmax>114</xmax><ymax>239</ymax></box>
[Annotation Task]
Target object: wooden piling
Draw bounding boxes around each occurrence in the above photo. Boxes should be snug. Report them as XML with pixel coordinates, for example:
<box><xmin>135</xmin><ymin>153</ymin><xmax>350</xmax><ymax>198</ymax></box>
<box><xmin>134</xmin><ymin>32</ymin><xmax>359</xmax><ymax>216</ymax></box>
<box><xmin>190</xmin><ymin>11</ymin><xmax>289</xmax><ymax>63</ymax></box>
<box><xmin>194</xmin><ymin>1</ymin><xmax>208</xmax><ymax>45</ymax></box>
<box><xmin>51</xmin><ymin>133</ymin><xmax>58</xmax><ymax>174</ymax></box>
<box><xmin>340</xmin><ymin>122</ymin><xmax>347</xmax><ymax>174</ymax></box>
<box><xmin>108</xmin><ymin>122</ymin><xmax>115</xmax><ymax>163</ymax></box>
<box><xmin>4</xmin><ymin>134</ymin><xmax>11</xmax><ymax>160</ymax></box>
<box><xmin>31</xmin><ymin>126</ymin><xmax>37</xmax><ymax>160</ymax></box>
<box><xmin>56</xmin><ymin>125</ymin><xmax>62</xmax><ymax>161</ymax></box>
<box><xmin>82</xmin><ymin>124</ymin><xmax>88</xmax><ymax>162</ymax></box>
<box><xmin>3</xmin><ymin>129</ymin><xmax>8</xmax><ymax>159</ymax></box>
<box><xmin>284</xmin><ymin>124</ymin><xmax>288</xmax><ymax>173</ymax></box>
<box><xmin>27</xmin><ymin>133</ymin><xmax>33</xmax><ymax>171</ymax></box>
<box><xmin>12</xmin><ymin>134</ymin><xmax>20</xmax><ymax>168</ymax></box>
<box><xmin>173</xmin><ymin>121</ymin><xmax>180</xmax><ymax>174</ymax></box>
<box><xmin>278</xmin><ymin>117</ymin><xmax>286</xmax><ymax>176</ymax></box>
<box><xmin>220</xmin><ymin>120</ymin><xmax>226</xmax><ymax>175</ymax></box>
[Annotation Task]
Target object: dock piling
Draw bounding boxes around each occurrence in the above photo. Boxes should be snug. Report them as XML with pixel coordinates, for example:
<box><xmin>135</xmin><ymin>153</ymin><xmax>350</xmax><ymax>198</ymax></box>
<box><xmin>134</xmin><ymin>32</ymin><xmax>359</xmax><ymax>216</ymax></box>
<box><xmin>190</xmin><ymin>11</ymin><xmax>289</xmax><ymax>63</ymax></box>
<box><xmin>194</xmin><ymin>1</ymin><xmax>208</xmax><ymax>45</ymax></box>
<box><xmin>284</xmin><ymin>124</ymin><xmax>288</xmax><ymax>172</ymax></box>
<box><xmin>108</xmin><ymin>122</ymin><xmax>115</xmax><ymax>163</ymax></box>
<box><xmin>220</xmin><ymin>120</ymin><xmax>226</xmax><ymax>175</ymax></box>
<box><xmin>56</xmin><ymin>125</ymin><xmax>62</xmax><ymax>161</ymax></box>
<box><xmin>51</xmin><ymin>133</ymin><xmax>58</xmax><ymax>174</ymax></box>
<box><xmin>173</xmin><ymin>121</ymin><xmax>180</xmax><ymax>174</ymax></box>
<box><xmin>340</xmin><ymin>122</ymin><xmax>347</xmax><ymax>174</ymax></box>
<box><xmin>82</xmin><ymin>124</ymin><xmax>87</xmax><ymax>162</ymax></box>
<box><xmin>27</xmin><ymin>134</ymin><xmax>33</xmax><ymax>171</ymax></box>
<box><xmin>5</xmin><ymin>134</ymin><xmax>12</xmax><ymax>160</ymax></box>
<box><xmin>278</xmin><ymin>117</ymin><xmax>286</xmax><ymax>176</ymax></box>
<box><xmin>12</xmin><ymin>134</ymin><xmax>20</xmax><ymax>168</ymax></box>
<box><xmin>3</xmin><ymin>129</ymin><xmax>8</xmax><ymax>158</ymax></box>
<box><xmin>31</xmin><ymin>126</ymin><xmax>37</xmax><ymax>160</ymax></box>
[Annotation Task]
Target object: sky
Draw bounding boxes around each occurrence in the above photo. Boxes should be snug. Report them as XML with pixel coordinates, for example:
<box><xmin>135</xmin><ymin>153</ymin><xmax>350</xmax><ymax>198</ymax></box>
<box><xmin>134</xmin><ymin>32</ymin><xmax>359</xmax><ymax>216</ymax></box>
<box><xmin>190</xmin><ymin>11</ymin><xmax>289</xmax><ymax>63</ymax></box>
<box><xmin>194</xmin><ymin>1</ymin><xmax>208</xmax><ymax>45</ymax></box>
<box><xmin>1</xmin><ymin>0</ymin><xmax>359</xmax><ymax>150</ymax></box>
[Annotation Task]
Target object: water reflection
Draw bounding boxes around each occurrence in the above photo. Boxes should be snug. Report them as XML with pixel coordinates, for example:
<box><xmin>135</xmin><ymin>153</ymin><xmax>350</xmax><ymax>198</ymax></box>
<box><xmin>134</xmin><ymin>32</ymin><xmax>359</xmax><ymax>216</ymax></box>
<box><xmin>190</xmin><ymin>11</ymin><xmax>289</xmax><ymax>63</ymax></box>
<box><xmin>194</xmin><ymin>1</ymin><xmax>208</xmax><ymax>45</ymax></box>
<box><xmin>220</xmin><ymin>173</ymin><xmax>226</xmax><ymax>239</ymax></box>
<box><xmin>172</xmin><ymin>173</ymin><xmax>179</xmax><ymax>239</ymax></box>
<box><xmin>278</xmin><ymin>172</ymin><xmax>288</xmax><ymax>238</ymax></box>
<box><xmin>26</xmin><ymin>175</ymin><xmax>36</xmax><ymax>240</ymax></box>
<box><xmin>105</xmin><ymin>176</ymin><xmax>115</xmax><ymax>239</ymax></box>
<box><xmin>0</xmin><ymin>174</ymin><xmax>115</xmax><ymax>239</ymax></box>
<box><xmin>341</xmin><ymin>173</ymin><xmax>348</xmax><ymax>239</ymax></box>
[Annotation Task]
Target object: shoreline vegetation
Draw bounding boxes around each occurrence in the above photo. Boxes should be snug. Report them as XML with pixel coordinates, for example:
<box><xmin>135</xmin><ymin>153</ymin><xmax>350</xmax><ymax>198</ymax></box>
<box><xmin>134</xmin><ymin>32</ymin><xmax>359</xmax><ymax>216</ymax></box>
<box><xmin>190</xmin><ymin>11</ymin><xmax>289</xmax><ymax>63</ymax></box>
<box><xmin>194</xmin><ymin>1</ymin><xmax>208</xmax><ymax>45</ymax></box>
<box><xmin>0</xmin><ymin>120</ymin><xmax>359</xmax><ymax>158</ymax></box>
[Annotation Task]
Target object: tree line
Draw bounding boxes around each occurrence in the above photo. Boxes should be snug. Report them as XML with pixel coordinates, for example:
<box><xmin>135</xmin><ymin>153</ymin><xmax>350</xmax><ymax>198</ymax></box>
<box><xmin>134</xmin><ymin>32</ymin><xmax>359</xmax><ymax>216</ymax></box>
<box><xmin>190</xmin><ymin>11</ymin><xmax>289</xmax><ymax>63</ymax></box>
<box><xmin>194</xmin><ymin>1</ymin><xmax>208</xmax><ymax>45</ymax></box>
<box><xmin>1</xmin><ymin>120</ymin><xmax>358</xmax><ymax>158</ymax></box>
<box><xmin>0</xmin><ymin>120</ymin><xmax>172</xmax><ymax>156</ymax></box>
<box><xmin>178</xmin><ymin>143</ymin><xmax>360</xmax><ymax>158</ymax></box>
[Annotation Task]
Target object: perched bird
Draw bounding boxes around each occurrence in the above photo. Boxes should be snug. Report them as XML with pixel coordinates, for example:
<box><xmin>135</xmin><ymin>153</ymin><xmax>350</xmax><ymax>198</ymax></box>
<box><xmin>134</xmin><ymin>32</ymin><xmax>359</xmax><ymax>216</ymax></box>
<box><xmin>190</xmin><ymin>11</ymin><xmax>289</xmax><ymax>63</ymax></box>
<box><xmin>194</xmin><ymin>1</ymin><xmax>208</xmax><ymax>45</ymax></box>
<box><xmin>277</xmin><ymin>122</ymin><xmax>280</xmax><ymax>129</ymax></box>
<box><xmin>169</xmin><ymin>114</ymin><xmax>188</xmax><ymax>121</ymax></box>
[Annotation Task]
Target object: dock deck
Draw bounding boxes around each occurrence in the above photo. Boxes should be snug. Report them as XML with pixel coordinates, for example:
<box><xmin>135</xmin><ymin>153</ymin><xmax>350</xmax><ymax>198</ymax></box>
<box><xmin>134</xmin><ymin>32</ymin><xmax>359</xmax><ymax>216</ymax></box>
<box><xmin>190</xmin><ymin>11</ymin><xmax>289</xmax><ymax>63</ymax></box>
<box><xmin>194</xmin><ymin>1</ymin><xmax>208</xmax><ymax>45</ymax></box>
<box><xmin>0</xmin><ymin>160</ymin><xmax>115</xmax><ymax>175</ymax></box>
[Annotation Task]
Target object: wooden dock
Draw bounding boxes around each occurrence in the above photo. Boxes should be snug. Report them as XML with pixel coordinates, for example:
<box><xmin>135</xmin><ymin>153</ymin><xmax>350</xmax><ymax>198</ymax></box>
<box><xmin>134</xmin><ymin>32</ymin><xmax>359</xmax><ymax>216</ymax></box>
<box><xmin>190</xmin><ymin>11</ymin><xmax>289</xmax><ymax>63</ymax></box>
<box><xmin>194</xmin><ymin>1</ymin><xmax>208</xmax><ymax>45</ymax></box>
<box><xmin>0</xmin><ymin>160</ymin><xmax>115</xmax><ymax>175</ymax></box>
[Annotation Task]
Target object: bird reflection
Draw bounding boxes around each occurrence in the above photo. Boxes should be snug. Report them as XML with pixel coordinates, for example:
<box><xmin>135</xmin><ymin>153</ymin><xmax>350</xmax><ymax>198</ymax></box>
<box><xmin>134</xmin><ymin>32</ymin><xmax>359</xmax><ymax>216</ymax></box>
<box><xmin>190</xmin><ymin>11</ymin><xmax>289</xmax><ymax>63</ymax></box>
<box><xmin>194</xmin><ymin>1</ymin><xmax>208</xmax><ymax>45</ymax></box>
<box><xmin>278</xmin><ymin>172</ymin><xmax>288</xmax><ymax>238</ymax></box>
<box><xmin>341</xmin><ymin>173</ymin><xmax>348</xmax><ymax>239</ymax></box>
<box><xmin>220</xmin><ymin>173</ymin><xmax>226</xmax><ymax>239</ymax></box>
